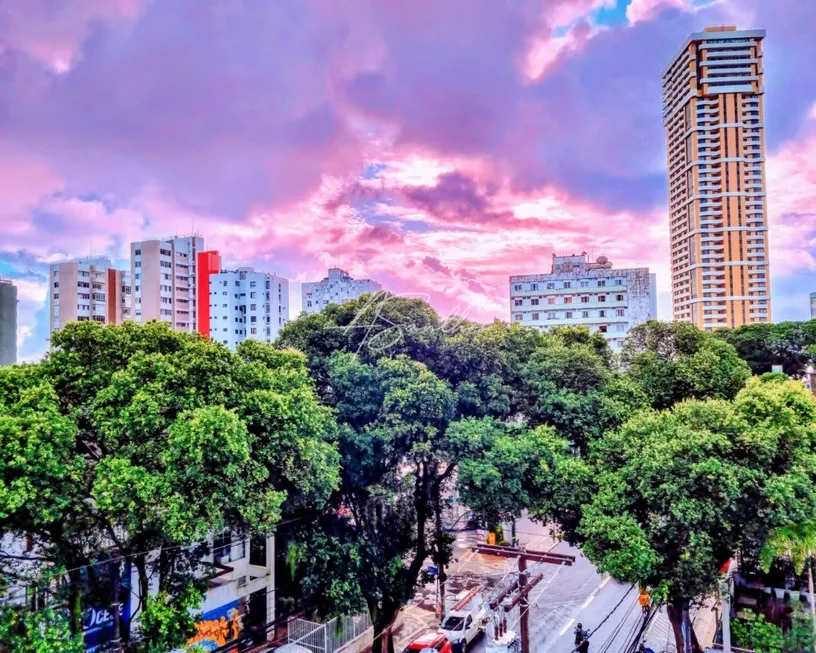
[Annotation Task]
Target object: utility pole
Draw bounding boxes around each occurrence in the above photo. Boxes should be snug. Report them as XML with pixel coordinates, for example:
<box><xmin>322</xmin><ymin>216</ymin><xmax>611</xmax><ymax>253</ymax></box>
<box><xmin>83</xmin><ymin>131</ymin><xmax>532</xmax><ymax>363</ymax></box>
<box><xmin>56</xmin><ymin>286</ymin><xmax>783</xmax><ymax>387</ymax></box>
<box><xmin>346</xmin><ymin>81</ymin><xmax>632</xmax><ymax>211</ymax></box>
<box><xmin>475</xmin><ymin>544</ymin><xmax>575</xmax><ymax>653</ymax></box>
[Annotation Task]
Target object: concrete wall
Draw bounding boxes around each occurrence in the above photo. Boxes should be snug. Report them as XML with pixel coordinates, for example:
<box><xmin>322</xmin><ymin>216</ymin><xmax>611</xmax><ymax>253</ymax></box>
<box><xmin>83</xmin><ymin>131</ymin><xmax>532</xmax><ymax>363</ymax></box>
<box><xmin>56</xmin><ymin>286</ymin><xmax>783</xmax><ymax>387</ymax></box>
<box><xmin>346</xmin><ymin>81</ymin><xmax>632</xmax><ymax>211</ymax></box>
<box><xmin>0</xmin><ymin>282</ymin><xmax>17</xmax><ymax>365</ymax></box>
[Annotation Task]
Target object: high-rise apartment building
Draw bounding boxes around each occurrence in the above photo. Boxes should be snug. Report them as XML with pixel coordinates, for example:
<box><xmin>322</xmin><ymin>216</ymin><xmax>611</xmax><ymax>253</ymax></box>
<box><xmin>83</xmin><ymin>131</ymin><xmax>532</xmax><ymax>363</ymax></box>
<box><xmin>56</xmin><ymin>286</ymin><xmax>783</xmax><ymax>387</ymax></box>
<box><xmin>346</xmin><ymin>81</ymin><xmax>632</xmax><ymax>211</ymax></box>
<box><xmin>131</xmin><ymin>236</ymin><xmax>203</xmax><ymax>332</ymax></box>
<box><xmin>663</xmin><ymin>26</ymin><xmax>771</xmax><ymax>330</ymax></box>
<box><xmin>0</xmin><ymin>279</ymin><xmax>17</xmax><ymax>365</ymax></box>
<box><xmin>49</xmin><ymin>257</ymin><xmax>131</xmax><ymax>337</ymax></box>
<box><xmin>810</xmin><ymin>292</ymin><xmax>816</xmax><ymax>320</ymax></box>
<box><xmin>198</xmin><ymin>251</ymin><xmax>290</xmax><ymax>350</ymax></box>
<box><xmin>301</xmin><ymin>268</ymin><xmax>382</xmax><ymax>314</ymax></box>
<box><xmin>509</xmin><ymin>253</ymin><xmax>657</xmax><ymax>352</ymax></box>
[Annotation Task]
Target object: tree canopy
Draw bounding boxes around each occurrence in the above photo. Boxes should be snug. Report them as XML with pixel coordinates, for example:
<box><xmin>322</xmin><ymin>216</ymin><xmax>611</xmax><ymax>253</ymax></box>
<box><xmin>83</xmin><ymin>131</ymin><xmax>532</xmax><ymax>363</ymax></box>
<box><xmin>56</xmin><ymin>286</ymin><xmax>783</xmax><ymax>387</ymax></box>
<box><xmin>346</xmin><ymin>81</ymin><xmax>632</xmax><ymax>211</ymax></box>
<box><xmin>715</xmin><ymin>320</ymin><xmax>816</xmax><ymax>377</ymax></box>
<box><xmin>621</xmin><ymin>320</ymin><xmax>752</xmax><ymax>410</ymax></box>
<box><xmin>0</xmin><ymin>321</ymin><xmax>340</xmax><ymax>649</ymax></box>
<box><xmin>580</xmin><ymin>376</ymin><xmax>816</xmax><ymax>651</ymax></box>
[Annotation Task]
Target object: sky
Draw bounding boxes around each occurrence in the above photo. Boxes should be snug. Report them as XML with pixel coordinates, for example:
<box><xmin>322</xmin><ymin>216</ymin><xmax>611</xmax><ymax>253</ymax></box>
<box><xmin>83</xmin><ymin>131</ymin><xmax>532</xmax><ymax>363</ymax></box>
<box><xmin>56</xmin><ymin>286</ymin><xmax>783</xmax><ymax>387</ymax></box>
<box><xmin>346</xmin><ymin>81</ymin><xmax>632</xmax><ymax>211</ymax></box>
<box><xmin>1</xmin><ymin>0</ymin><xmax>815</xmax><ymax>361</ymax></box>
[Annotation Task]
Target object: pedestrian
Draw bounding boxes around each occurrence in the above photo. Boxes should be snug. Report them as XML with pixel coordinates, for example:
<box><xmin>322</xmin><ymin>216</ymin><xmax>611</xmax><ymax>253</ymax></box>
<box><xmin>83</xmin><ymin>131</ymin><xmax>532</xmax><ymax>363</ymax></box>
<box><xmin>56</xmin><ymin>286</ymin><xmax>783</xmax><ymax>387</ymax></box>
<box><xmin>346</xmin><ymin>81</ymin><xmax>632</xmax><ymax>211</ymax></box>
<box><xmin>578</xmin><ymin>638</ymin><xmax>590</xmax><ymax>653</ymax></box>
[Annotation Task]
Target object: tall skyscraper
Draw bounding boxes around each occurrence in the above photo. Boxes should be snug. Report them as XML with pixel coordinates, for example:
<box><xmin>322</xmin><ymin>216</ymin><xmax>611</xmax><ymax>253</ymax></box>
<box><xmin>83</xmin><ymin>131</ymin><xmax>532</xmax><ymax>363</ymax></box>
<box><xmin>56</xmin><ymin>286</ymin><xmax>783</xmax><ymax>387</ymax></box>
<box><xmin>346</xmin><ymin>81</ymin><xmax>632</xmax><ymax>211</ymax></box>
<box><xmin>810</xmin><ymin>292</ymin><xmax>816</xmax><ymax>320</ymax></box>
<box><xmin>49</xmin><ymin>257</ymin><xmax>131</xmax><ymax>337</ymax></box>
<box><xmin>509</xmin><ymin>253</ymin><xmax>657</xmax><ymax>352</ymax></box>
<box><xmin>301</xmin><ymin>268</ymin><xmax>382</xmax><ymax>314</ymax></box>
<box><xmin>0</xmin><ymin>279</ymin><xmax>17</xmax><ymax>365</ymax></box>
<box><xmin>200</xmin><ymin>253</ymin><xmax>290</xmax><ymax>350</ymax></box>
<box><xmin>663</xmin><ymin>26</ymin><xmax>771</xmax><ymax>330</ymax></box>
<box><xmin>131</xmin><ymin>236</ymin><xmax>203</xmax><ymax>332</ymax></box>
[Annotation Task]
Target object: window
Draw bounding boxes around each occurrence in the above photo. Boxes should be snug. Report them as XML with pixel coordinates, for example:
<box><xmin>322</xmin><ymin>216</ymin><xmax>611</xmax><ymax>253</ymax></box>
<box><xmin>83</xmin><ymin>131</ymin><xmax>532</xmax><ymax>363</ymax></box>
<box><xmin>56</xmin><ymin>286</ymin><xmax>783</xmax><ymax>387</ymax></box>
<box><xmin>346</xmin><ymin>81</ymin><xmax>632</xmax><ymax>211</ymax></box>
<box><xmin>616</xmin><ymin>294</ymin><xmax>624</xmax><ymax>302</ymax></box>
<box><xmin>580</xmin><ymin>281</ymin><xmax>589</xmax><ymax>287</ymax></box>
<box><xmin>513</xmin><ymin>314</ymin><xmax>522</xmax><ymax>321</ymax></box>
<box><xmin>598</xmin><ymin>280</ymin><xmax>606</xmax><ymax>287</ymax></box>
<box><xmin>547</xmin><ymin>283</ymin><xmax>555</xmax><ymax>289</ymax></box>
<box><xmin>598</xmin><ymin>295</ymin><xmax>606</xmax><ymax>302</ymax></box>
<box><xmin>599</xmin><ymin>325</ymin><xmax>608</xmax><ymax>333</ymax></box>
<box><xmin>514</xmin><ymin>299</ymin><xmax>523</xmax><ymax>306</ymax></box>
<box><xmin>53</xmin><ymin>282</ymin><xmax>59</xmax><ymax>288</ymax></box>
<box><xmin>581</xmin><ymin>296</ymin><xmax>589</xmax><ymax>303</ymax></box>
<box><xmin>223</xmin><ymin>280</ymin><xmax>228</xmax><ymax>287</ymax></box>
<box><xmin>563</xmin><ymin>281</ymin><xmax>571</xmax><ymax>289</ymax></box>
<box><xmin>250</xmin><ymin>292</ymin><xmax>257</xmax><ymax>298</ymax></box>
<box><xmin>532</xmin><ymin>312</ymin><xmax>539</xmax><ymax>320</ymax></box>
<box><xmin>251</xmin><ymin>316</ymin><xmax>257</xmax><ymax>323</ymax></box>
<box><xmin>531</xmin><ymin>283</ymin><xmax>538</xmax><ymax>290</ymax></box>
<box><xmin>251</xmin><ymin>328</ymin><xmax>257</xmax><ymax>334</ymax></box>
<box><xmin>53</xmin><ymin>293</ymin><xmax>59</xmax><ymax>300</ymax></box>
<box><xmin>134</xmin><ymin>249</ymin><xmax>141</xmax><ymax>256</ymax></box>
<box><xmin>564</xmin><ymin>297</ymin><xmax>573</xmax><ymax>304</ymax></box>
<box><xmin>565</xmin><ymin>311</ymin><xmax>573</xmax><ymax>319</ymax></box>
<box><xmin>599</xmin><ymin>310</ymin><xmax>606</xmax><ymax>318</ymax></box>
<box><xmin>160</xmin><ymin>261</ymin><xmax>171</xmax><ymax>268</ymax></box>
<box><xmin>250</xmin><ymin>304</ymin><xmax>257</xmax><ymax>310</ymax></box>
<box><xmin>615</xmin><ymin>279</ymin><xmax>623</xmax><ymax>285</ymax></box>
<box><xmin>531</xmin><ymin>298</ymin><xmax>539</xmax><ymax>306</ymax></box>
<box><xmin>581</xmin><ymin>311</ymin><xmax>589</xmax><ymax>318</ymax></box>
<box><xmin>250</xmin><ymin>281</ymin><xmax>257</xmax><ymax>288</ymax></box>
<box><xmin>547</xmin><ymin>298</ymin><xmax>556</xmax><ymax>305</ymax></box>
<box><xmin>615</xmin><ymin>309</ymin><xmax>625</xmax><ymax>317</ymax></box>
<box><xmin>616</xmin><ymin>323</ymin><xmax>626</xmax><ymax>332</ymax></box>
<box><xmin>513</xmin><ymin>284</ymin><xmax>522</xmax><ymax>291</ymax></box>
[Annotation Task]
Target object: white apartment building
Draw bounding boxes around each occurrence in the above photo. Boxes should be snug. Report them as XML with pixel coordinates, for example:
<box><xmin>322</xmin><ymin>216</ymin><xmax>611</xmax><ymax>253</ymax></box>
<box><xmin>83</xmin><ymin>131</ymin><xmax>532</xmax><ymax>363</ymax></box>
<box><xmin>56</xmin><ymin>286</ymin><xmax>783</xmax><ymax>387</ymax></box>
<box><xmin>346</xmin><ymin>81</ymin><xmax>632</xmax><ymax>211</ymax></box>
<box><xmin>49</xmin><ymin>257</ymin><xmax>131</xmax><ymax>337</ymax></box>
<box><xmin>301</xmin><ymin>267</ymin><xmax>382</xmax><ymax>314</ymax></box>
<box><xmin>509</xmin><ymin>254</ymin><xmax>657</xmax><ymax>351</ymax></box>
<box><xmin>207</xmin><ymin>267</ymin><xmax>289</xmax><ymax>350</ymax></box>
<box><xmin>131</xmin><ymin>236</ymin><xmax>203</xmax><ymax>332</ymax></box>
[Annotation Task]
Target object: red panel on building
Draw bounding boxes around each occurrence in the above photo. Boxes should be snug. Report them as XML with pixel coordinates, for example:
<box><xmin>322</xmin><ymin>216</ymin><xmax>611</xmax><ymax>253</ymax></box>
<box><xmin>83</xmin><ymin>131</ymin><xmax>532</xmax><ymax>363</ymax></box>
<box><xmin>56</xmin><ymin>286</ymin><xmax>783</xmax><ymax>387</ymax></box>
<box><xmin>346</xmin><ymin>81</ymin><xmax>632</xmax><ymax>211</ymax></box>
<box><xmin>197</xmin><ymin>251</ymin><xmax>221</xmax><ymax>338</ymax></box>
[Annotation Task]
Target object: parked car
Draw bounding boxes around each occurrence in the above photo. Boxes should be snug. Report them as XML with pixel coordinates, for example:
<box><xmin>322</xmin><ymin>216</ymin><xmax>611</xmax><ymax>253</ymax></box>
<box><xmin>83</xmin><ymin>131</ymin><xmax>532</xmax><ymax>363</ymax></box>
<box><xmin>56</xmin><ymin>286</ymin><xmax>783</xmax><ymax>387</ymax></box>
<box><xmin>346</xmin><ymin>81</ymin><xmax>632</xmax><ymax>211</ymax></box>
<box><xmin>440</xmin><ymin>609</ymin><xmax>485</xmax><ymax>647</ymax></box>
<box><xmin>402</xmin><ymin>630</ymin><xmax>453</xmax><ymax>653</ymax></box>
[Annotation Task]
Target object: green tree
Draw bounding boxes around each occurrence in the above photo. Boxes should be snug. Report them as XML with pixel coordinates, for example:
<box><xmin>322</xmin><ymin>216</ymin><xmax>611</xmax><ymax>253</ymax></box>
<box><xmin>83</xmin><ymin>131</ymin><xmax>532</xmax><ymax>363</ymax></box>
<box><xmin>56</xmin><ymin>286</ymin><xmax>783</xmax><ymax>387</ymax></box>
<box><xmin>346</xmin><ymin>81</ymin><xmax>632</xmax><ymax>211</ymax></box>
<box><xmin>0</xmin><ymin>600</ymin><xmax>83</xmax><ymax>653</ymax></box>
<box><xmin>716</xmin><ymin>320</ymin><xmax>816</xmax><ymax>377</ymax></box>
<box><xmin>733</xmin><ymin>611</ymin><xmax>786</xmax><ymax>653</ymax></box>
<box><xmin>621</xmin><ymin>320</ymin><xmax>751</xmax><ymax>409</ymax></box>
<box><xmin>521</xmin><ymin>328</ymin><xmax>647</xmax><ymax>452</ymax></box>
<box><xmin>0</xmin><ymin>321</ymin><xmax>339</xmax><ymax>649</ymax></box>
<box><xmin>762</xmin><ymin>522</ymin><xmax>816</xmax><ymax>648</ymax></box>
<box><xmin>136</xmin><ymin>584</ymin><xmax>202</xmax><ymax>653</ymax></box>
<box><xmin>581</xmin><ymin>376</ymin><xmax>816</xmax><ymax>652</ymax></box>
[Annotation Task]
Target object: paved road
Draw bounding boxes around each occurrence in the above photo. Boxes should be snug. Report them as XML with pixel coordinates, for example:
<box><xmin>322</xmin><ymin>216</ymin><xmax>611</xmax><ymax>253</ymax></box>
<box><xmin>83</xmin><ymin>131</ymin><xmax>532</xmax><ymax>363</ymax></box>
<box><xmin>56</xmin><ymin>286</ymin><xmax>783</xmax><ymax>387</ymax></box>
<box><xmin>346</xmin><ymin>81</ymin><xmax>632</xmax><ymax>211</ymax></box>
<box><xmin>466</xmin><ymin>519</ymin><xmax>645</xmax><ymax>653</ymax></box>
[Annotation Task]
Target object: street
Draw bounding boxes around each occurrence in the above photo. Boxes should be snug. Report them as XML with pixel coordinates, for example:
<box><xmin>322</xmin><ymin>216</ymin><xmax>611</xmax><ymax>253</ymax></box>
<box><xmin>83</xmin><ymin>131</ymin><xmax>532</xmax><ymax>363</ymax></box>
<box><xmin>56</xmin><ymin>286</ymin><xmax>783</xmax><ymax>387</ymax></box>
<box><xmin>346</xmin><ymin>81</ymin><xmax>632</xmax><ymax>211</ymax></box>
<box><xmin>460</xmin><ymin>519</ymin><xmax>644</xmax><ymax>653</ymax></box>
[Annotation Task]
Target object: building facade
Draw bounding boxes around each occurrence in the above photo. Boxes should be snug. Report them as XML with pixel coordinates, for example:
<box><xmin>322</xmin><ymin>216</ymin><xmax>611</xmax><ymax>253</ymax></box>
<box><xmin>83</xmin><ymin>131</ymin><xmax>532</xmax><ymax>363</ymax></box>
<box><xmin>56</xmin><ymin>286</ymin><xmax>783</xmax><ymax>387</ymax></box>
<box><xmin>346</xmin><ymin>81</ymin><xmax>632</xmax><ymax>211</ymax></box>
<box><xmin>301</xmin><ymin>267</ymin><xmax>382</xmax><ymax>314</ymax></box>
<box><xmin>49</xmin><ymin>257</ymin><xmax>131</xmax><ymax>337</ymax></box>
<box><xmin>663</xmin><ymin>26</ymin><xmax>771</xmax><ymax>330</ymax></box>
<box><xmin>203</xmin><ymin>260</ymin><xmax>290</xmax><ymax>350</ymax></box>
<box><xmin>509</xmin><ymin>254</ymin><xmax>657</xmax><ymax>351</ymax></box>
<box><xmin>0</xmin><ymin>279</ymin><xmax>17</xmax><ymax>365</ymax></box>
<box><xmin>810</xmin><ymin>292</ymin><xmax>816</xmax><ymax>320</ymax></box>
<box><xmin>131</xmin><ymin>236</ymin><xmax>203</xmax><ymax>332</ymax></box>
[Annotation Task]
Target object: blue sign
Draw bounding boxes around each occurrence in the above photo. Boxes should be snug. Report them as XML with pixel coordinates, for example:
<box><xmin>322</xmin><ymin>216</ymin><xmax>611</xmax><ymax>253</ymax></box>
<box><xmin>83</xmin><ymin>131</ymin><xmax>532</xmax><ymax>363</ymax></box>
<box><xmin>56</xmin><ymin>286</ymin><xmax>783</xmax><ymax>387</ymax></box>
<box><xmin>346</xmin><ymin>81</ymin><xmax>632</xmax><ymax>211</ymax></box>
<box><xmin>427</xmin><ymin>565</ymin><xmax>439</xmax><ymax>576</ymax></box>
<box><xmin>83</xmin><ymin>561</ymin><xmax>131</xmax><ymax>652</ymax></box>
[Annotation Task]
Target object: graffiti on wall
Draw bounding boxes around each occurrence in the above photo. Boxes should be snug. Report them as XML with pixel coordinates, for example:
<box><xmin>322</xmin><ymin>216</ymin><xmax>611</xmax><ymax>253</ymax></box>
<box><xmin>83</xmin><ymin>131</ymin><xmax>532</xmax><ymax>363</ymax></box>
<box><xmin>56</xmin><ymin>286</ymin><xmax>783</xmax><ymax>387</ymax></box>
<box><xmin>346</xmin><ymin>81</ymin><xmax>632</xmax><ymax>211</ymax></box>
<box><xmin>187</xmin><ymin>600</ymin><xmax>243</xmax><ymax>651</ymax></box>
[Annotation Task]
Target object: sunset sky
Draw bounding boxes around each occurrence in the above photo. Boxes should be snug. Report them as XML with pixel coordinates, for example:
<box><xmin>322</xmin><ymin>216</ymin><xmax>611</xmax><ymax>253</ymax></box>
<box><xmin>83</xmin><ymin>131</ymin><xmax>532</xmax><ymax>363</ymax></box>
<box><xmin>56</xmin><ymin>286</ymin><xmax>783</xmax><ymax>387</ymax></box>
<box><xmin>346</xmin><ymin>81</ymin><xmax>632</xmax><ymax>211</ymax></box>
<box><xmin>1</xmin><ymin>0</ymin><xmax>815</xmax><ymax>360</ymax></box>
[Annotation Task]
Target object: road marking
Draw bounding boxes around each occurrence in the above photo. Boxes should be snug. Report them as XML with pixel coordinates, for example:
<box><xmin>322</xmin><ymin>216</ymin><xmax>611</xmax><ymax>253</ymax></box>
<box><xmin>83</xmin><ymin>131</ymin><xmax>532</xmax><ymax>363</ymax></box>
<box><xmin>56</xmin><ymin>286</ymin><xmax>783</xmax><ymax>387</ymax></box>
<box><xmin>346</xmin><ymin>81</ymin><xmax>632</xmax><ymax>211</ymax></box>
<box><xmin>559</xmin><ymin>618</ymin><xmax>576</xmax><ymax>636</ymax></box>
<box><xmin>552</xmin><ymin>576</ymin><xmax>614</xmax><ymax>642</ymax></box>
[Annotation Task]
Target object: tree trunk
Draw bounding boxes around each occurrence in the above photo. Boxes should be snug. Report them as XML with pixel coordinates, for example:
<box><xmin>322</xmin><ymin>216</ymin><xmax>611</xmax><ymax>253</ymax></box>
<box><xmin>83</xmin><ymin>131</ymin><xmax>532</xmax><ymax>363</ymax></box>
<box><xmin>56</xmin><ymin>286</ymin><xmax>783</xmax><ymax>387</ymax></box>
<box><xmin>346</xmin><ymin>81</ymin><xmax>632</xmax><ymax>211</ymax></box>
<box><xmin>110</xmin><ymin>557</ymin><xmax>123</xmax><ymax>653</ymax></box>
<box><xmin>371</xmin><ymin>602</ymin><xmax>400</xmax><ymax>653</ymax></box>
<box><xmin>67</xmin><ymin>567</ymin><xmax>84</xmax><ymax>637</ymax></box>
<box><xmin>667</xmin><ymin>600</ymin><xmax>702</xmax><ymax>653</ymax></box>
<box><xmin>808</xmin><ymin>555</ymin><xmax>816</xmax><ymax>653</ymax></box>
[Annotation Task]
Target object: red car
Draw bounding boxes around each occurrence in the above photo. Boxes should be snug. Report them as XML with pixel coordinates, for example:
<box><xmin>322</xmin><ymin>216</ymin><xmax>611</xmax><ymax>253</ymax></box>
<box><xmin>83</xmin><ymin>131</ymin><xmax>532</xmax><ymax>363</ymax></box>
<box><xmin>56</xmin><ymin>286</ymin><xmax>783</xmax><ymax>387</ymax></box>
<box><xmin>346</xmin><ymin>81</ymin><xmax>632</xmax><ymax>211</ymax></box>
<box><xmin>402</xmin><ymin>630</ymin><xmax>453</xmax><ymax>653</ymax></box>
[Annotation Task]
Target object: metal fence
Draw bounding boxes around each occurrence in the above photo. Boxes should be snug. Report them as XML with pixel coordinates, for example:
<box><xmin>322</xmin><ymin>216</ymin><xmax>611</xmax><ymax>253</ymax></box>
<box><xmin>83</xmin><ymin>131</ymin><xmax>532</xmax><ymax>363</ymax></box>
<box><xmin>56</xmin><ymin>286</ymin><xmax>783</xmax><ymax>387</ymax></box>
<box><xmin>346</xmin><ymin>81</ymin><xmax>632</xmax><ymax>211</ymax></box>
<box><xmin>288</xmin><ymin>612</ymin><xmax>373</xmax><ymax>653</ymax></box>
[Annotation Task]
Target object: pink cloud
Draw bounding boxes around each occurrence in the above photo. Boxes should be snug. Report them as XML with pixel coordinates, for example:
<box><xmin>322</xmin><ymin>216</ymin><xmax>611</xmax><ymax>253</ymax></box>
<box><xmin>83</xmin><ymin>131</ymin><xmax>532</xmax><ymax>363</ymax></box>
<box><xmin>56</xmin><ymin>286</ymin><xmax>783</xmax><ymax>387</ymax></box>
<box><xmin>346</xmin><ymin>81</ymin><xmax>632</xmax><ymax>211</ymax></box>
<box><xmin>626</xmin><ymin>0</ymin><xmax>690</xmax><ymax>24</ymax></box>
<box><xmin>0</xmin><ymin>0</ymin><xmax>147</xmax><ymax>72</ymax></box>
